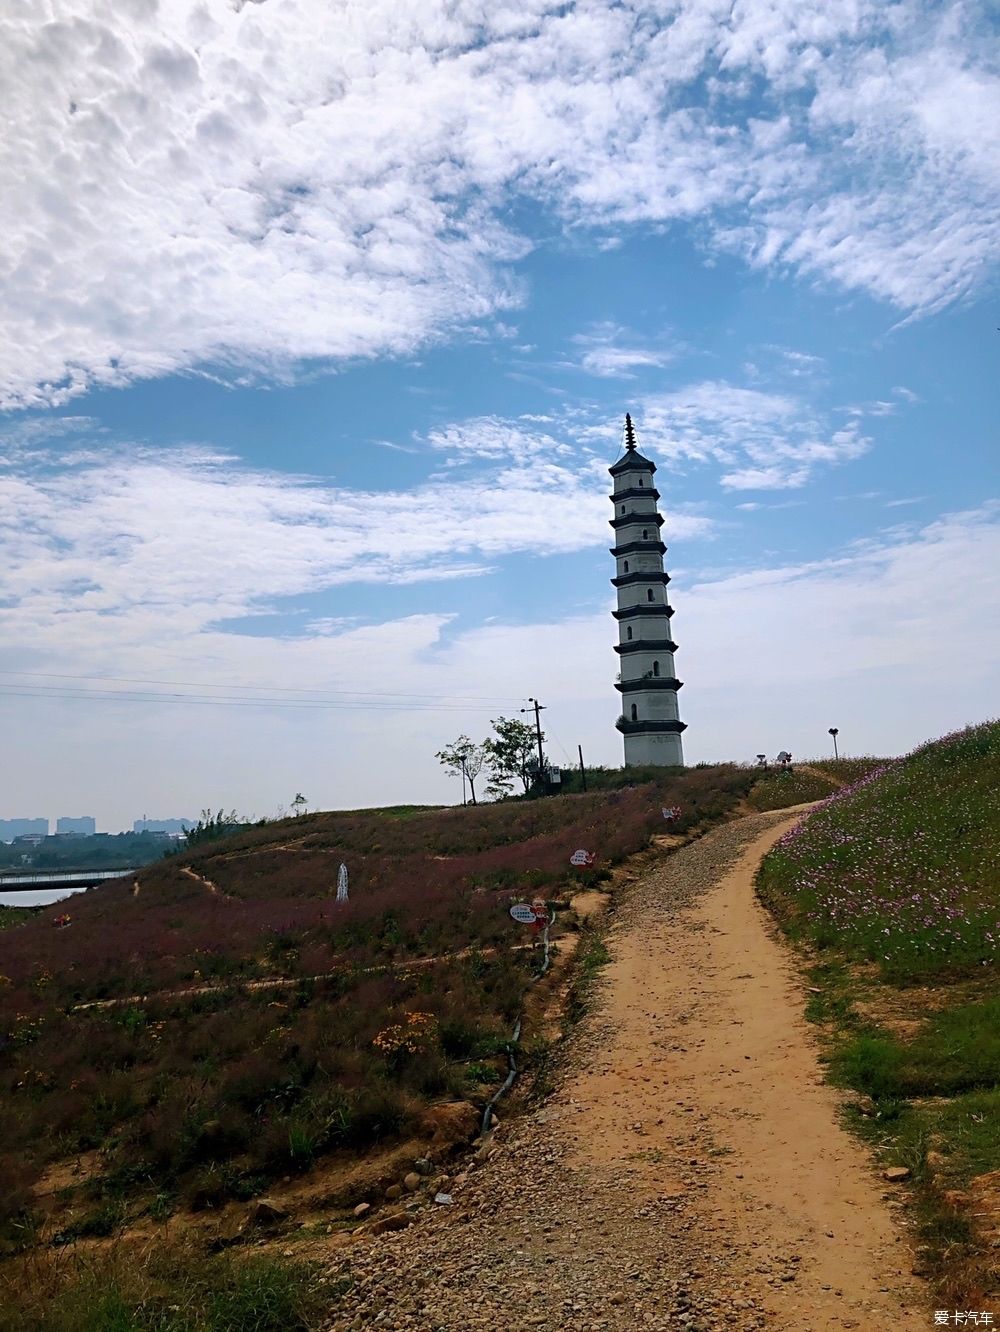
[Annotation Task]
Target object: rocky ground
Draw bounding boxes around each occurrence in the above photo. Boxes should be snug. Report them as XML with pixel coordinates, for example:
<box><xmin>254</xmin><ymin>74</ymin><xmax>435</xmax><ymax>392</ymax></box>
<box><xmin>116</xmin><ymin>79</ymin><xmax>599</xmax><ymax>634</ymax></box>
<box><xmin>321</xmin><ymin>810</ymin><xmax>923</xmax><ymax>1332</ymax></box>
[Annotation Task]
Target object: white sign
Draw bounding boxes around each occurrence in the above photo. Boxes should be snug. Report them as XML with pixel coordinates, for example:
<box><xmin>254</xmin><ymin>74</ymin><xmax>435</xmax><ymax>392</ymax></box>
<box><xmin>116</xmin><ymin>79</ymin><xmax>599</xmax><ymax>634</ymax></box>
<box><xmin>661</xmin><ymin>806</ymin><xmax>682</xmax><ymax>822</ymax></box>
<box><xmin>336</xmin><ymin>863</ymin><xmax>349</xmax><ymax>903</ymax></box>
<box><xmin>510</xmin><ymin>903</ymin><xmax>537</xmax><ymax>924</ymax></box>
<box><xmin>570</xmin><ymin>849</ymin><xmax>595</xmax><ymax>867</ymax></box>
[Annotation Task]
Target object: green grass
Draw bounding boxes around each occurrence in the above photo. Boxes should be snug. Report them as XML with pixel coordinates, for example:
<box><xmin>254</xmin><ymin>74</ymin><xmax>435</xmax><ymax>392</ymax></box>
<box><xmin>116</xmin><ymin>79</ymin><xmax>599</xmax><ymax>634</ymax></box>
<box><xmin>757</xmin><ymin>721</ymin><xmax>1000</xmax><ymax>1303</ymax></box>
<box><xmin>0</xmin><ymin>1251</ymin><xmax>321</xmax><ymax>1332</ymax></box>
<box><xmin>0</xmin><ymin>908</ymin><xmax>37</xmax><ymax>932</ymax></box>
<box><xmin>831</xmin><ymin>997</ymin><xmax>1000</xmax><ymax>1099</ymax></box>
<box><xmin>565</xmin><ymin>928</ymin><xmax>611</xmax><ymax>1023</ymax></box>
<box><xmin>758</xmin><ymin>721</ymin><xmax>1000</xmax><ymax>982</ymax></box>
<box><xmin>805</xmin><ymin>757</ymin><xmax>891</xmax><ymax>783</ymax></box>
<box><xmin>746</xmin><ymin>768</ymin><xmax>837</xmax><ymax>811</ymax></box>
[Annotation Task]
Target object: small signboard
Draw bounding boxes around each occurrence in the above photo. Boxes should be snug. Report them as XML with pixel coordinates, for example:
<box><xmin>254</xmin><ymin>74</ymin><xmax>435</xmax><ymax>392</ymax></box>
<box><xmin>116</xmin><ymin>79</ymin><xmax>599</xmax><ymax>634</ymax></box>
<box><xmin>661</xmin><ymin>806</ymin><xmax>682</xmax><ymax>822</ymax></box>
<box><xmin>570</xmin><ymin>848</ymin><xmax>595</xmax><ymax>867</ymax></box>
<box><xmin>509</xmin><ymin>903</ymin><xmax>537</xmax><ymax>925</ymax></box>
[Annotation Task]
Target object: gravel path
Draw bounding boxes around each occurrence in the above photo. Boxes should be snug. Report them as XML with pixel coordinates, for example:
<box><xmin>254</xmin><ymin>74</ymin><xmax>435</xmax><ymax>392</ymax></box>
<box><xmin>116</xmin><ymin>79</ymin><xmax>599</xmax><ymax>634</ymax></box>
<box><xmin>323</xmin><ymin>809</ymin><xmax>922</xmax><ymax>1332</ymax></box>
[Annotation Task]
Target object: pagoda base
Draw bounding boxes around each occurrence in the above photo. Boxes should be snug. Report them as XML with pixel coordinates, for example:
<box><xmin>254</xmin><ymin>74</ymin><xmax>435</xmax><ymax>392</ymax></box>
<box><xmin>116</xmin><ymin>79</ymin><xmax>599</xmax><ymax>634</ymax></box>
<box><xmin>624</xmin><ymin>730</ymin><xmax>685</xmax><ymax>768</ymax></box>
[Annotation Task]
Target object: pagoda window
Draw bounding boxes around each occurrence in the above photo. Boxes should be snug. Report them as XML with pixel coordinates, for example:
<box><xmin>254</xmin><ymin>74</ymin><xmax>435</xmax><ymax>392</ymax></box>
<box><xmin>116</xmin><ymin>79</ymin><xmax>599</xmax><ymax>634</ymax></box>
<box><xmin>647</xmin><ymin>588</ymin><xmax>654</xmax><ymax>602</ymax></box>
<box><xmin>626</xmin><ymin>626</ymin><xmax>633</xmax><ymax>640</ymax></box>
<box><xmin>638</xmin><ymin>478</ymin><xmax>644</xmax><ymax>486</ymax></box>
<box><xmin>630</xmin><ymin>704</ymin><xmax>638</xmax><ymax>721</ymax></box>
<box><xmin>653</xmin><ymin>660</ymin><xmax>660</xmax><ymax>677</ymax></box>
<box><xmin>642</xmin><ymin>529</ymin><xmax>648</xmax><ymax>540</ymax></box>
<box><xmin>623</xmin><ymin>560</ymin><xmax>629</xmax><ymax>573</ymax></box>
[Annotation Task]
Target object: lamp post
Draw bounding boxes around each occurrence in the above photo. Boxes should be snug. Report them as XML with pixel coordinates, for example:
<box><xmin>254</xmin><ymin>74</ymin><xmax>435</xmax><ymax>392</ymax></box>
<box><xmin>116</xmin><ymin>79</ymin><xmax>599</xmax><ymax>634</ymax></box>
<box><xmin>828</xmin><ymin>727</ymin><xmax>839</xmax><ymax>759</ymax></box>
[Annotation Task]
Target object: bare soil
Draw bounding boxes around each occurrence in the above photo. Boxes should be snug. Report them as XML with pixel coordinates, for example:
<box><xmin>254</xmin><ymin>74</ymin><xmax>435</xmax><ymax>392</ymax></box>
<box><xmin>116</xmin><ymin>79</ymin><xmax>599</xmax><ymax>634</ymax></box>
<box><xmin>325</xmin><ymin>808</ymin><xmax>925</xmax><ymax>1331</ymax></box>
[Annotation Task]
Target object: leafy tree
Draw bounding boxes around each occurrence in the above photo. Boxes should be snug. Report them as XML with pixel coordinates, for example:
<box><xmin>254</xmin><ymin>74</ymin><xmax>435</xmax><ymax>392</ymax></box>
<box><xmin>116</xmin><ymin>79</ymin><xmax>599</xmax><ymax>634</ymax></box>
<box><xmin>484</xmin><ymin>715</ymin><xmax>541</xmax><ymax>798</ymax></box>
<box><xmin>185</xmin><ymin>808</ymin><xmax>245</xmax><ymax>848</ymax></box>
<box><xmin>435</xmin><ymin>735</ymin><xmax>487</xmax><ymax>805</ymax></box>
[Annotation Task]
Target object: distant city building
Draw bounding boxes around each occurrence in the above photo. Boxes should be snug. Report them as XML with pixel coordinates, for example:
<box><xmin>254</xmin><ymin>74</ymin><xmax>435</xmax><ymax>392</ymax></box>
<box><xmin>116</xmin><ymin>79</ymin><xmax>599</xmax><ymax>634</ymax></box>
<box><xmin>56</xmin><ymin>816</ymin><xmax>97</xmax><ymax>836</ymax></box>
<box><xmin>0</xmin><ymin>817</ymin><xmax>49</xmax><ymax>841</ymax></box>
<box><xmin>12</xmin><ymin>832</ymin><xmax>46</xmax><ymax>846</ymax></box>
<box><xmin>133</xmin><ymin>818</ymin><xmax>192</xmax><ymax>835</ymax></box>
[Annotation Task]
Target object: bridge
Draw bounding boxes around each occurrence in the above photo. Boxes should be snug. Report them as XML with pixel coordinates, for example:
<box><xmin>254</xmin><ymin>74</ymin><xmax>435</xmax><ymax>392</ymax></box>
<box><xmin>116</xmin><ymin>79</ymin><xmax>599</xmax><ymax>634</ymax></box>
<box><xmin>0</xmin><ymin>868</ymin><xmax>138</xmax><ymax>895</ymax></box>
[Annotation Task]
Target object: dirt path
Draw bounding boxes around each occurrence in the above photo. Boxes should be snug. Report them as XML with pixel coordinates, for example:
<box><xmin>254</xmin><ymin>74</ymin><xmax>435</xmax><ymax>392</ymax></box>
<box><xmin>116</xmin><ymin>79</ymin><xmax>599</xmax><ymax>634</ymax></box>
<box><xmin>326</xmin><ymin>809</ymin><xmax>923</xmax><ymax>1331</ymax></box>
<box><xmin>70</xmin><ymin>941</ymin><xmax>537</xmax><ymax>1012</ymax></box>
<box><xmin>180</xmin><ymin>864</ymin><xmax>222</xmax><ymax>894</ymax></box>
<box><xmin>796</xmin><ymin>763</ymin><xmax>842</xmax><ymax>787</ymax></box>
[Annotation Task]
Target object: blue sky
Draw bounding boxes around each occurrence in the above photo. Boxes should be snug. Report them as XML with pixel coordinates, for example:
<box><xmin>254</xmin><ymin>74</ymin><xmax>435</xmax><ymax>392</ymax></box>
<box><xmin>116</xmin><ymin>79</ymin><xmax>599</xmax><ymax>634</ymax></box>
<box><xmin>1</xmin><ymin>0</ymin><xmax>998</xmax><ymax>830</ymax></box>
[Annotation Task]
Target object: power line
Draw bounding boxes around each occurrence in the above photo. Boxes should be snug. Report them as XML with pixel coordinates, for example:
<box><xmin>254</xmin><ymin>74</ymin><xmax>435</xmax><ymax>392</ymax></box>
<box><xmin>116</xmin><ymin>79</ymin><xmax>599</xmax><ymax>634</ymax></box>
<box><xmin>0</xmin><ymin>667</ymin><xmax>522</xmax><ymax>705</ymax></box>
<box><xmin>0</xmin><ymin>685</ymin><xmax>512</xmax><ymax>714</ymax></box>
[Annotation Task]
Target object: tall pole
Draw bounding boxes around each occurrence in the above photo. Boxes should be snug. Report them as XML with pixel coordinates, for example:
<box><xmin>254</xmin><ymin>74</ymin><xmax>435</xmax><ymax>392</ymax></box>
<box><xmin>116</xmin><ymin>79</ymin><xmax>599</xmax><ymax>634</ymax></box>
<box><xmin>521</xmin><ymin>697</ymin><xmax>546</xmax><ymax>790</ymax></box>
<box><xmin>578</xmin><ymin>744</ymin><xmax>587</xmax><ymax>792</ymax></box>
<box><xmin>460</xmin><ymin>762</ymin><xmax>467</xmax><ymax>806</ymax></box>
<box><xmin>829</xmin><ymin>727</ymin><xmax>839</xmax><ymax>760</ymax></box>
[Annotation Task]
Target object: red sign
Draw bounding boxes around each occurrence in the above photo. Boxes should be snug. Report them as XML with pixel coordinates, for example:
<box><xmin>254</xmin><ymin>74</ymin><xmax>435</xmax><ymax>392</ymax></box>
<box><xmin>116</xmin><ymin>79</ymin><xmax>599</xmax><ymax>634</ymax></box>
<box><xmin>570</xmin><ymin>849</ymin><xmax>595</xmax><ymax>867</ymax></box>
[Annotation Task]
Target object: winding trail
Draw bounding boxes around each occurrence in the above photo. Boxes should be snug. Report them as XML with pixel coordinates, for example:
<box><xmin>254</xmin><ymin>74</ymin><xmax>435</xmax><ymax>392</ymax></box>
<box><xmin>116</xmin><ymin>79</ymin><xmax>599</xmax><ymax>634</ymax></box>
<box><xmin>796</xmin><ymin>763</ymin><xmax>843</xmax><ymax>788</ymax></box>
<box><xmin>328</xmin><ymin>808</ymin><xmax>923</xmax><ymax>1331</ymax></box>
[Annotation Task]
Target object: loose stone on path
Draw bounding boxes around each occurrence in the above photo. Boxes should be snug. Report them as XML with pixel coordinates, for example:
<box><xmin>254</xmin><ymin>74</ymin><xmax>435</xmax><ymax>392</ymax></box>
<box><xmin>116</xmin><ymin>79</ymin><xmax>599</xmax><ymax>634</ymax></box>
<box><xmin>323</xmin><ymin>809</ymin><xmax>922</xmax><ymax>1332</ymax></box>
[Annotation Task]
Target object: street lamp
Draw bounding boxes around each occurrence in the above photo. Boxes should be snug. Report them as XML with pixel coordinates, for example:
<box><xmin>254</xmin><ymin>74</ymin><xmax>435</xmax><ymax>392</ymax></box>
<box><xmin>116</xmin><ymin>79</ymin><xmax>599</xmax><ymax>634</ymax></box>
<box><xmin>828</xmin><ymin>727</ymin><xmax>839</xmax><ymax>759</ymax></box>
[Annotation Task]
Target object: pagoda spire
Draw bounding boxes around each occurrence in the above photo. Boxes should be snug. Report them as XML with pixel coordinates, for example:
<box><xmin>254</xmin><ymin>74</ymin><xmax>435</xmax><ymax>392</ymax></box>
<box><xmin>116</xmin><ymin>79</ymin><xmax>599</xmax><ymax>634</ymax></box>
<box><xmin>608</xmin><ymin>414</ymin><xmax>686</xmax><ymax>768</ymax></box>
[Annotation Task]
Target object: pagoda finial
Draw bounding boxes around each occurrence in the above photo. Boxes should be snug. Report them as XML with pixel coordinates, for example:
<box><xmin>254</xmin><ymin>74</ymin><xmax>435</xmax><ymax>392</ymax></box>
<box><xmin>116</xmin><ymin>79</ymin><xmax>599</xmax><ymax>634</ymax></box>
<box><xmin>624</xmin><ymin>412</ymin><xmax>637</xmax><ymax>451</ymax></box>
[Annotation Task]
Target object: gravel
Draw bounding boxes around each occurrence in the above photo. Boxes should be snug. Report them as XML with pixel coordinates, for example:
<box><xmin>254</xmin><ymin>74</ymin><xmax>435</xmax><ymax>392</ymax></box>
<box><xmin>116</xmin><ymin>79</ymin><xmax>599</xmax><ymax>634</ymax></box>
<box><xmin>322</xmin><ymin>812</ymin><xmax>796</xmax><ymax>1332</ymax></box>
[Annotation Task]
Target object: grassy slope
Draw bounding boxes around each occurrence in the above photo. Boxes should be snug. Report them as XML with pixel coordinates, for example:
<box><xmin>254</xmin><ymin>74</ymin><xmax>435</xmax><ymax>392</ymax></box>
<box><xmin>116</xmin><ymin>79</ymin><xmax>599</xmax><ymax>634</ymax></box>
<box><xmin>757</xmin><ymin>720</ymin><xmax>1000</xmax><ymax>1303</ymax></box>
<box><xmin>1</xmin><ymin>764</ymin><xmax>759</xmax><ymax>1255</ymax></box>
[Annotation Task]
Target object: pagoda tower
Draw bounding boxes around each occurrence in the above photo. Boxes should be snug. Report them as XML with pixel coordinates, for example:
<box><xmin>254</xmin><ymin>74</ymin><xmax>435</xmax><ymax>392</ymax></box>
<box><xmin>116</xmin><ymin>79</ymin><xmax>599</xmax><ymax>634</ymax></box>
<box><xmin>610</xmin><ymin>413</ymin><xmax>686</xmax><ymax>767</ymax></box>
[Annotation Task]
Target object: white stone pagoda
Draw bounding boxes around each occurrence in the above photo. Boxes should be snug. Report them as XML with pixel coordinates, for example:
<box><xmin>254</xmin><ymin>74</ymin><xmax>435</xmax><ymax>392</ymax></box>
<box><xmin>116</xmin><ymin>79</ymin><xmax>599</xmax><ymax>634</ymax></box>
<box><xmin>610</xmin><ymin>413</ymin><xmax>686</xmax><ymax>767</ymax></box>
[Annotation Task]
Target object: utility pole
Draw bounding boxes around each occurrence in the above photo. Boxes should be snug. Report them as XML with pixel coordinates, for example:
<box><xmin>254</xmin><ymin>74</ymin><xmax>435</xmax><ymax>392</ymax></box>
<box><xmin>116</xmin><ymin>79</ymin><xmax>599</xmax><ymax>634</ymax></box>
<box><xmin>578</xmin><ymin>744</ymin><xmax>587</xmax><ymax>792</ymax></box>
<box><xmin>460</xmin><ymin>762</ymin><xmax>467</xmax><ymax>805</ymax></box>
<box><xmin>828</xmin><ymin>727</ymin><xmax>840</xmax><ymax>760</ymax></box>
<box><xmin>521</xmin><ymin>697</ymin><xmax>546</xmax><ymax>791</ymax></box>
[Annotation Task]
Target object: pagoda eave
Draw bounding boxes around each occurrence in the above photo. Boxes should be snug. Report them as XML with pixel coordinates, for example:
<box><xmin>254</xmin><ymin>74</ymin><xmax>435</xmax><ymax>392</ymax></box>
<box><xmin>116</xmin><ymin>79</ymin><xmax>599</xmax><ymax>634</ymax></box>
<box><xmin>613</xmin><ymin>638</ymin><xmax>678</xmax><ymax>655</ymax></box>
<box><xmin>610</xmin><ymin>571</ymin><xmax>671</xmax><ymax>589</ymax></box>
<box><xmin>615</xmin><ymin>678</ymin><xmax>683</xmax><ymax>694</ymax></box>
<box><xmin>612</xmin><ymin>604</ymin><xmax>675</xmax><ymax>620</ymax></box>
<box><xmin>608</xmin><ymin>487</ymin><xmax>661</xmax><ymax>503</ymax></box>
<box><xmin>610</xmin><ymin>540</ymin><xmax>667</xmax><ymax>557</ymax></box>
<box><xmin>615</xmin><ymin>718</ymin><xmax>687</xmax><ymax>735</ymax></box>
<box><xmin>609</xmin><ymin>512</ymin><xmax>664</xmax><ymax>530</ymax></box>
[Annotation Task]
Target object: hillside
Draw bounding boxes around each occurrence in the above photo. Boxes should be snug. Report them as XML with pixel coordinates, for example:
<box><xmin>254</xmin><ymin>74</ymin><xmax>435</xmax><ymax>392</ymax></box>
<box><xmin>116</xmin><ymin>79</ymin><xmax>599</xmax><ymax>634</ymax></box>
<box><xmin>757</xmin><ymin>720</ymin><xmax>1000</xmax><ymax>1304</ymax></box>
<box><xmin>0</xmin><ymin>765</ymin><xmax>757</xmax><ymax>1260</ymax></box>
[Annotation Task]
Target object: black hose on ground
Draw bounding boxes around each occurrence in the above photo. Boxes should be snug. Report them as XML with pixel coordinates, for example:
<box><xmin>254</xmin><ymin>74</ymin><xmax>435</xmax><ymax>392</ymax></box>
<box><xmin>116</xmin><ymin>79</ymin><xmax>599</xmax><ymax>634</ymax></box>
<box><xmin>480</xmin><ymin>920</ymin><xmax>553</xmax><ymax>1133</ymax></box>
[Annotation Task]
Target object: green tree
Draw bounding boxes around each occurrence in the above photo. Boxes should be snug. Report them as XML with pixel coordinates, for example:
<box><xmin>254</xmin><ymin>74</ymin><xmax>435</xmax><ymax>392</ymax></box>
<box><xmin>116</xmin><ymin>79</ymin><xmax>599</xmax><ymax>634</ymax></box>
<box><xmin>435</xmin><ymin>735</ymin><xmax>487</xmax><ymax>805</ymax></box>
<box><xmin>185</xmin><ymin>808</ymin><xmax>244</xmax><ymax>848</ymax></box>
<box><xmin>484</xmin><ymin>715</ymin><xmax>541</xmax><ymax>798</ymax></box>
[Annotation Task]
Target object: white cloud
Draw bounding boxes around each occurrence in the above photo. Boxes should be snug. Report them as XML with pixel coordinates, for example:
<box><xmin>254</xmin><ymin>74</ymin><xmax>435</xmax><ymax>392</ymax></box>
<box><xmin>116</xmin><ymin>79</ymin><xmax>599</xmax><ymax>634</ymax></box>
<box><xmin>4</xmin><ymin>497</ymin><xmax>997</xmax><ymax>829</ymax></box>
<box><xmin>572</xmin><ymin>323</ymin><xmax>676</xmax><ymax>379</ymax></box>
<box><xmin>426</xmin><ymin>416</ymin><xmax>572</xmax><ymax>465</ymax></box>
<box><xmin>0</xmin><ymin>428</ymin><xmax>714</xmax><ymax>666</ymax></box>
<box><xmin>636</xmin><ymin>382</ymin><xmax>871</xmax><ymax>489</ymax></box>
<box><xmin>2</xmin><ymin>0</ymin><xmax>998</xmax><ymax>405</ymax></box>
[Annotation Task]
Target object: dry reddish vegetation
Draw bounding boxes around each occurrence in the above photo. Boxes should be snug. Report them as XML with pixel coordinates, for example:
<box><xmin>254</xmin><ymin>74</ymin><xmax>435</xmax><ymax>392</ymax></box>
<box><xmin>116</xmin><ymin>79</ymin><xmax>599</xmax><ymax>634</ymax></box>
<box><xmin>0</xmin><ymin>767</ymin><xmax>753</xmax><ymax>1248</ymax></box>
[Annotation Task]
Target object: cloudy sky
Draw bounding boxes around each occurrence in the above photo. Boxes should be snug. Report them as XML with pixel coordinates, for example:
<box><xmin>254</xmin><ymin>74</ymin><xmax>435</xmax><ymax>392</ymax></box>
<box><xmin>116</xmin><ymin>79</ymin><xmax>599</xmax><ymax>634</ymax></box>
<box><xmin>1</xmin><ymin>0</ymin><xmax>998</xmax><ymax>832</ymax></box>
